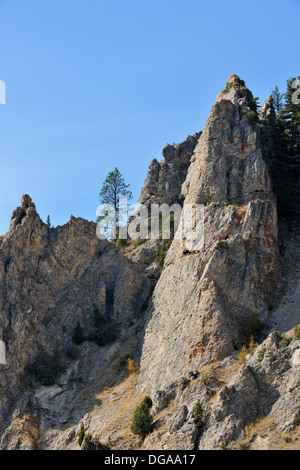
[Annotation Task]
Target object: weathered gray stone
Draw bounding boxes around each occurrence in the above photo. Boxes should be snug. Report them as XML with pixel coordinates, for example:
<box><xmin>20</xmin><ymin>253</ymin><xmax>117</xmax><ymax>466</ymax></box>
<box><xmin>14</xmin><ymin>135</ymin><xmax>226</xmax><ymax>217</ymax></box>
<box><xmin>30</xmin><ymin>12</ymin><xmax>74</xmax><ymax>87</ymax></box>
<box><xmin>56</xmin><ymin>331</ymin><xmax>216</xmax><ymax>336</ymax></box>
<box><xmin>259</xmin><ymin>94</ymin><xmax>276</xmax><ymax>124</ymax></box>
<box><xmin>0</xmin><ymin>197</ymin><xmax>150</xmax><ymax>448</ymax></box>
<box><xmin>138</xmin><ymin>132</ymin><xmax>201</xmax><ymax>207</ymax></box>
<box><xmin>81</xmin><ymin>436</ymin><xmax>110</xmax><ymax>450</ymax></box>
<box><xmin>168</xmin><ymin>405</ymin><xmax>188</xmax><ymax>433</ymax></box>
<box><xmin>198</xmin><ymin>329</ymin><xmax>300</xmax><ymax>448</ymax></box>
<box><xmin>137</xmin><ymin>75</ymin><xmax>280</xmax><ymax>401</ymax></box>
<box><xmin>1</xmin><ymin>75</ymin><xmax>299</xmax><ymax>451</ymax></box>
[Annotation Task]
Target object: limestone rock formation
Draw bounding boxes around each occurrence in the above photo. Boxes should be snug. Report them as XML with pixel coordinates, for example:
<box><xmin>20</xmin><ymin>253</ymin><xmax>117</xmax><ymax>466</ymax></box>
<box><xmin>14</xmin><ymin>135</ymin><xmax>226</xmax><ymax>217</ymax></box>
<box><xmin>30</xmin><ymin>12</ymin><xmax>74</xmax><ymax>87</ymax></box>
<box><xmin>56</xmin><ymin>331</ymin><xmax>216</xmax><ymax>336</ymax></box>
<box><xmin>0</xmin><ymin>197</ymin><xmax>150</xmax><ymax>446</ymax></box>
<box><xmin>199</xmin><ymin>330</ymin><xmax>300</xmax><ymax>449</ymax></box>
<box><xmin>137</xmin><ymin>74</ymin><xmax>280</xmax><ymax>401</ymax></box>
<box><xmin>138</xmin><ymin>132</ymin><xmax>201</xmax><ymax>207</ymax></box>
<box><xmin>126</xmin><ymin>133</ymin><xmax>201</xmax><ymax>280</ymax></box>
<box><xmin>81</xmin><ymin>436</ymin><xmax>110</xmax><ymax>450</ymax></box>
<box><xmin>9</xmin><ymin>194</ymin><xmax>36</xmax><ymax>232</ymax></box>
<box><xmin>1</xmin><ymin>75</ymin><xmax>299</xmax><ymax>451</ymax></box>
<box><xmin>259</xmin><ymin>94</ymin><xmax>276</xmax><ymax>124</ymax></box>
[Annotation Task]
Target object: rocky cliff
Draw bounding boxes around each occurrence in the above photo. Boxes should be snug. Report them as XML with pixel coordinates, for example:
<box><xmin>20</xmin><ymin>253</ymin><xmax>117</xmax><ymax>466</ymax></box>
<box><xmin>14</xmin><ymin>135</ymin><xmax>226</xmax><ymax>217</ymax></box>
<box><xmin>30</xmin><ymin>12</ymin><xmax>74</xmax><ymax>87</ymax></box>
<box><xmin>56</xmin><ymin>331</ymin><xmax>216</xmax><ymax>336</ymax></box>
<box><xmin>0</xmin><ymin>196</ymin><xmax>151</xmax><ymax>448</ymax></box>
<box><xmin>138</xmin><ymin>132</ymin><xmax>201</xmax><ymax>207</ymax></box>
<box><xmin>136</xmin><ymin>76</ymin><xmax>300</xmax><ymax>451</ymax></box>
<box><xmin>0</xmin><ymin>75</ymin><xmax>300</xmax><ymax>451</ymax></box>
<box><xmin>138</xmin><ymin>74</ymin><xmax>280</xmax><ymax>396</ymax></box>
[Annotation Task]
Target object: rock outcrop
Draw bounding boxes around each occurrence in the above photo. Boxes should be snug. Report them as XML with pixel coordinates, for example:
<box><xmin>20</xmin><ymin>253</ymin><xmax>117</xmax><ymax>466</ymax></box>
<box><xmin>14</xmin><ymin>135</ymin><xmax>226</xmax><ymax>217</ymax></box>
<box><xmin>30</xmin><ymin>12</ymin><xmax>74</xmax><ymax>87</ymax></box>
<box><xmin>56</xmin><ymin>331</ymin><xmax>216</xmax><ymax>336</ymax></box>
<box><xmin>0</xmin><ymin>196</ymin><xmax>150</xmax><ymax>447</ymax></box>
<box><xmin>137</xmin><ymin>74</ymin><xmax>280</xmax><ymax>402</ymax></box>
<box><xmin>138</xmin><ymin>132</ymin><xmax>201</xmax><ymax>207</ymax></box>
<box><xmin>1</xmin><ymin>75</ymin><xmax>299</xmax><ymax>451</ymax></box>
<box><xmin>126</xmin><ymin>134</ymin><xmax>201</xmax><ymax>281</ymax></box>
<box><xmin>199</xmin><ymin>329</ymin><xmax>300</xmax><ymax>449</ymax></box>
<box><xmin>259</xmin><ymin>94</ymin><xmax>276</xmax><ymax>124</ymax></box>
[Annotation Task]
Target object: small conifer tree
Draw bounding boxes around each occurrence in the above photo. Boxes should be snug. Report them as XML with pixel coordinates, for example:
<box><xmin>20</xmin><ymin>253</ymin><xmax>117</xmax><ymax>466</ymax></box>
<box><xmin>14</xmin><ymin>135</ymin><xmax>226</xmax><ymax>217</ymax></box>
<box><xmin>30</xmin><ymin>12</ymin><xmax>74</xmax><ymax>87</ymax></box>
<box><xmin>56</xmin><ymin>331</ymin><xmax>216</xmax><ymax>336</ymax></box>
<box><xmin>131</xmin><ymin>396</ymin><xmax>153</xmax><ymax>437</ymax></box>
<box><xmin>72</xmin><ymin>321</ymin><xmax>85</xmax><ymax>345</ymax></box>
<box><xmin>78</xmin><ymin>423</ymin><xmax>85</xmax><ymax>446</ymax></box>
<box><xmin>193</xmin><ymin>401</ymin><xmax>204</xmax><ymax>429</ymax></box>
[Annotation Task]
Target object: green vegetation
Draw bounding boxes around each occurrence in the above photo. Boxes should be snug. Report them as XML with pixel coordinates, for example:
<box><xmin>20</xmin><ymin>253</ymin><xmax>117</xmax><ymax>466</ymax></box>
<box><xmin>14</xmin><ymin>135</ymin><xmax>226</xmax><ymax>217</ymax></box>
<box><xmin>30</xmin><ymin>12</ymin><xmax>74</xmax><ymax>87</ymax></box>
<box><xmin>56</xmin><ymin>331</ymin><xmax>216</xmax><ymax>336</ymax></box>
<box><xmin>66</xmin><ymin>346</ymin><xmax>79</xmax><ymax>360</ymax></box>
<box><xmin>224</xmin><ymin>81</ymin><xmax>234</xmax><ymax>93</ymax></box>
<box><xmin>193</xmin><ymin>401</ymin><xmax>204</xmax><ymax>429</ymax></box>
<box><xmin>72</xmin><ymin>321</ymin><xmax>85</xmax><ymax>345</ymax></box>
<box><xmin>134</xmin><ymin>237</ymin><xmax>146</xmax><ymax>248</ymax></box>
<box><xmin>155</xmin><ymin>248</ymin><xmax>166</xmax><ymax>266</ymax></box>
<box><xmin>87</xmin><ymin>304</ymin><xmax>120</xmax><ymax>347</ymax></box>
<box><xmin>218</xmin><ymin>240</ymin><xmax>229</xmax><ymax>252</ymax></box>
<box><xmin>294</xmin><ymin>325</ymin><xmax>300</xmax><ymax>340</ymax></box>
<box><xmin>237</xmin><ymin>336</ymin><xmax>258</xmax><ymax>362</ymax></box>
<box><xmin>200</xmin><ymin>375</ymin><xmax>210</xmax><ymax>385</ymax></box>
<box><xmin>155</xmin><ymin>237</ymin><xmax>173</xmax><ymax>266</ymax></box>
<box><xmin>141</xmin><ymin>396</ymin><xmax>153</xmax><ymax>408</ymax></box>
<box><xmin>272</xmin><ymin>85</ymin><xmax>284</xmax><ymax>115</ymax></box>
<box><xmin>92</xmin><ymin>303</ymin><xmax>106</xmax><ymax>329</ymax></box>
<box><xmin>72</xmin><ymin>305</ymin><xmax>121</xmax><ymax>349</ymax></box>
<box><xmin>115</xmin><ymin>236</ymin><xmax>127</xmax><ymax>251</ymax></box>
<box><xmin>278</xmin><ymin>333</ymin><xmax>292</xmax><ymax>349</ymax></box>
<box><xmin>160</xmin><ymin>195</ymin><xmax>172</xmax><ymax>206</ymax></box>
<box><xmin>241</xmin><ymin>313</ymin><xmax>262</xmax><ymax>344</ymax></box>
<box><xmin>131</xmin><ymin>396</ymin><xmax>153</xmax><ymax>438</ymax></box>
<box><xmin>97</xmin><ymin>167</ymin><xmax>133</xmax><ymax>237</ymax></box>
<box><xmin>30</xmin><ymin>341</ymin><xmax>66</xmax><ymax>386</ymax></box>
<box><xmin>257</xmin><ymin>347</ymin><xmax>266</xmax><ymax>362</ymax></box>
<box><xmin>243</xmin><ymin>108</ymin><xmax>259</xmax><ymax>123</ymax></box>
<box><xmin>244</xmin><ymin>97</ymin><xmax>260</xmax><ymax>123</ymax></box>
<box><xmin>262</xmin><ymin>77</ymin><xmax>300</xmax><ymax>220</ymax></box>
<box><xmin>165</xmin><ymin>239</ymin><xmax>172</xmax><ymax>250</ymax></box>
<box><xmin>233</xmin><ymin>337</ymin><xmax>239</xmax><ymax>350</ymax></box>
<box><xmin>224</xmin><ymin>76</ymin><xmax>246</xmax><ymax>93</ymax></box>
<box><xmin>88</xmin><ymin>323</ymin><xmax>120</xmax><ymax>346</ymax></box>
<box><xmin>78</xmin><ymin>423</ymin><xmax>85</xmax><ymax>446</ymax></box>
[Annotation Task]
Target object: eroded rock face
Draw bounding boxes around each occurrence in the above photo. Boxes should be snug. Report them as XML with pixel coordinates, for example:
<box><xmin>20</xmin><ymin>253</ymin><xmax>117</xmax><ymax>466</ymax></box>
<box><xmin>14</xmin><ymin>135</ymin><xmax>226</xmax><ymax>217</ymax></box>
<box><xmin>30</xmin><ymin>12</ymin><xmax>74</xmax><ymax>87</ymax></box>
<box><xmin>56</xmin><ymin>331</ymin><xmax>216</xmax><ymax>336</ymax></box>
<box><xmin>9</xmin><ymin>194</ymin><xmax>36</xmax><ymax>232</ymax></box>
<box><xmin>127</xmin><ymin>133</ymin><xmax>201</xmax><ymax>281</ymax></box>
<box><xmin>199</xmin><ymin>332</ymin><xmax>300</xmax><ymax>449</ymax></box>
<box><xmin>138</xmin><ymin>132</ymin><xmax>201</xmax><ymax>207</ymax></box>
<box><xmin>0</xmin><ymin>76</ymin><xmax>287</xmax><ymax>451</ymax></box>
<box><xmin>0</xmin><ymin>198</ymin><xmax>150</xmax><ymax>441</ymax></box>
<box><xmin>81</xmin><ymin>436</ymin><xmax>110</xmax><ymax>450</ymax></box>
<box><xmin>259</xmin><ymin>94</ymin><xmax>276</xmax><ymax>124</ymax></box>
<box><xmin>137</xmin><ymin>75</ymin><xmax>280</xmax><ymax>400</ymax></box>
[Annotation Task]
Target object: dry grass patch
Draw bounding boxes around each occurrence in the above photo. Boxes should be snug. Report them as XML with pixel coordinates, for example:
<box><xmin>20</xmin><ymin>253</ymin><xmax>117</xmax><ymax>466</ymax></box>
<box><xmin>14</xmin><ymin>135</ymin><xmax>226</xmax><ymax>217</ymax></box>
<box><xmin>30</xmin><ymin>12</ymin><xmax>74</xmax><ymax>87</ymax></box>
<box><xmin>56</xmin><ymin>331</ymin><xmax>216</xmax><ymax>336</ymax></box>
<box><xmin>92</xmin><ymin>372</ymin><xmax>149</xmax><ymax>449</ymax></box>
<box><xmin>232</xmin><ymin>418</ymin><xmax>300</xmax><ymax>450</ymax></box>
<box><xmin>7</xmin><ymin>412</ymin><xmax>41</xmax><ymax>449</ymax></box>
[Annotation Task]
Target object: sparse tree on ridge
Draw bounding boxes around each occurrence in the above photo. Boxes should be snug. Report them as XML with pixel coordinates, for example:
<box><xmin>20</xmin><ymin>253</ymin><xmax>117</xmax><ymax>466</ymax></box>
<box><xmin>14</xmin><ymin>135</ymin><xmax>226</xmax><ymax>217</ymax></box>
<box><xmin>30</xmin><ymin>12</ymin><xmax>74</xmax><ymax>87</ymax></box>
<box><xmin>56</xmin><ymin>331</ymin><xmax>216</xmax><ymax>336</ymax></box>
<box><xmin>97</xmin><ymin>167</ymin><xmax>133</xmax><ymax>238</ymax></box>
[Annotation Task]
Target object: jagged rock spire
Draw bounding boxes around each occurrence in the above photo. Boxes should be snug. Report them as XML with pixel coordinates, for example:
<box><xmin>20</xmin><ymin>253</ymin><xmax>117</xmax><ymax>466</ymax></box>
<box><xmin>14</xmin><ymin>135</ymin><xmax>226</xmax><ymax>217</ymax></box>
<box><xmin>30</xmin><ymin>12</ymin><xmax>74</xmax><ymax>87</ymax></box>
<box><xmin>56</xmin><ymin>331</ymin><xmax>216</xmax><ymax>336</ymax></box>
<box><xmin>9</xmin><ymin>194</ymin><xmax>36</xmax><ymax>232</ymax></box>
<box><xmin>215</xmin><ymin>74</ymin><xmax>255</xmax><ymax>107</ymax></box>
<box><xmin>21</xmin><ymin>194</ymin><xmax>33</xmax><ymax>208</ymax></box>
<box><xmin>138</xmin><ymin>132</ymin><xmax>201</xmax><ymax>207</ymax></box>
<box><xmin>259</xmin><ymin>94</ymin><xmax>276</xmax><ymax>123</ymax></box>
<box><xmin>138</xmin><ymin>76</ymin><xmax>280</xmax><ymax>404</ymax></box>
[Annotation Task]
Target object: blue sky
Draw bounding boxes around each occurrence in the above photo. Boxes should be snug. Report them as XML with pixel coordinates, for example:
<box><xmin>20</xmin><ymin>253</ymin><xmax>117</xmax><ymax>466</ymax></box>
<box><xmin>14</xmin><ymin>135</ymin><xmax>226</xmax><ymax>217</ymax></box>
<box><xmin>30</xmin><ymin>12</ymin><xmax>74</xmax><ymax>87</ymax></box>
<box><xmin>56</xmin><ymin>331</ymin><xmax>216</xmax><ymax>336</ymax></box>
<box><xmin>0</xmin><ymin>0</ymin><xmax>299</xmax><ymax>234</ymax></box>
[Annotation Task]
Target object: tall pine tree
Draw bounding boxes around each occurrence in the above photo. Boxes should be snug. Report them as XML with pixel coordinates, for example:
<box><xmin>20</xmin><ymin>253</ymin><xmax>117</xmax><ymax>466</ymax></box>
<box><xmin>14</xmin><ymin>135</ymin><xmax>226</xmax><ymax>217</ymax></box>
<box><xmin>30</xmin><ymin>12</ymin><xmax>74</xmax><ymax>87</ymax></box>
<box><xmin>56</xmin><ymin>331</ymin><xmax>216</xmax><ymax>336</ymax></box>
<box><xmin>278</xmin><ymin>77</ymin><xmax>300</xmax><ymax>218</ymax></box>
<box><xmin>263</xmin><ymin>77</ymin><xmax>300</xmax><ymax>220</ymax></box>
<box><xmin>97</xmin><ymin>167</ymin><xmax>133</xmax><ymax>239</ymax></box>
